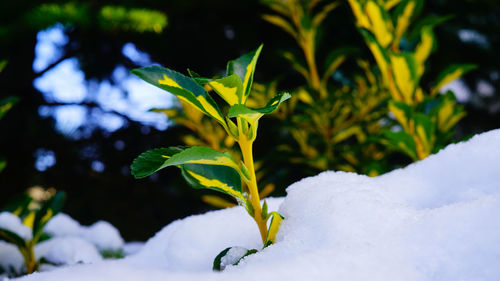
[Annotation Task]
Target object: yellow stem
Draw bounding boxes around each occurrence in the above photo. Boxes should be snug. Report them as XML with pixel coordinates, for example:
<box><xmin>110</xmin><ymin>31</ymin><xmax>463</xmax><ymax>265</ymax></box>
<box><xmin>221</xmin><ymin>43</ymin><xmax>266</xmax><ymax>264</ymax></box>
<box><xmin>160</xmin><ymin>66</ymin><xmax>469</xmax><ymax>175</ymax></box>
<box><xmin>237</xmin><ymin>118</ymin><xmax>268</xmax><ymax>243</ymax></box>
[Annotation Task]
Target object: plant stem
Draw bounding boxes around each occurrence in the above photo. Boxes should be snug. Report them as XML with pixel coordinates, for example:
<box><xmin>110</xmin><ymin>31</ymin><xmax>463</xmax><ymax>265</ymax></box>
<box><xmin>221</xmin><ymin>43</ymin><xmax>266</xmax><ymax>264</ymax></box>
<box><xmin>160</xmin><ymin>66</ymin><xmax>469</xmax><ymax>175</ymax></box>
<box><xmin>237</xmin><ymin>118</ymin><xmax>268</xmax><ymax>243</ymax></box>
<box><xmin>20</xmin><ymin>243</ymin><xmax>37</xmax><ymax>274</ymax></box>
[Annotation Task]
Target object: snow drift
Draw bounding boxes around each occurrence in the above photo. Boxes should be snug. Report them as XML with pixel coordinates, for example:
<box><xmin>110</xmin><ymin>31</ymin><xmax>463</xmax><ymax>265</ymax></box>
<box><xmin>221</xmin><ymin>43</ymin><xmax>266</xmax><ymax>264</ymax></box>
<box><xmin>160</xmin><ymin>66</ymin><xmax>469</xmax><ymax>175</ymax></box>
<box><xmin>16</xmin><ymin>129</ymin><xmax>500</xmax><ymax>281</ymax></box>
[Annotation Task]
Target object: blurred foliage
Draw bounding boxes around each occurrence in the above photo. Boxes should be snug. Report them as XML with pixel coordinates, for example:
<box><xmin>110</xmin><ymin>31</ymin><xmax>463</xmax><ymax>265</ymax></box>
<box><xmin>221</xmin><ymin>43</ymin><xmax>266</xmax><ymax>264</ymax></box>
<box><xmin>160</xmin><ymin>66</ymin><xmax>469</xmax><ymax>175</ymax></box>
<box><xmin>0</xmin><ymin>61</ymin><xmax>18</xmax><ymax>173</ymax></box>
<box><xmin>261</xmin><ymin>0</ymin><xmax>390</xmax><ymax>176</ymax></box>
<box><xmin>348</xmin><ymin>0</ymin><xmax>475</xmax><ymax>160</ymax></box>
<box><xmin>0</xmin><ymin>191</ymin><xmax>65</xmax><ymax>275</ymax></box>
<box><xmin>26</xmin><ymin>2</ymin><xmax>167</xmax><ymax>33</ymax></box>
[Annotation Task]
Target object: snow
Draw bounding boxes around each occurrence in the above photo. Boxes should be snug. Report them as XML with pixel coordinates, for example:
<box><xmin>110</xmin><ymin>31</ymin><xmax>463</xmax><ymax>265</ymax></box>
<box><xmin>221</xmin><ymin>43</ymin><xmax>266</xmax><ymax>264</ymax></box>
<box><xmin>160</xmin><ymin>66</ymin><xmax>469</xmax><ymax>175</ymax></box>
<box><xmin>14</xmin><ymin>129</ymin><xmax>500</xmax><ymax>280</ymax></box>
<box><xmin>0</xmin><ymin>241</ymin><xmax>25</xmax><ymax>276</ymax></box>
<box><xmin>35</xmin><ymin>237</ymin><xmax>102</xmax><ymax>266</ymax></box>
<box><xmin>81</xmin><ymin>221</ymin><xmax>124</xmax><ymax>251</ymax></box>
<box><xmin>45</xmin><ymin>214</ymin><xmax>125</xmax><ymax>251</ymax></box>
<box><xmin>0</xmin><ymin>212</ymin><xmax>32</xmax><ymax>241</ymax></box>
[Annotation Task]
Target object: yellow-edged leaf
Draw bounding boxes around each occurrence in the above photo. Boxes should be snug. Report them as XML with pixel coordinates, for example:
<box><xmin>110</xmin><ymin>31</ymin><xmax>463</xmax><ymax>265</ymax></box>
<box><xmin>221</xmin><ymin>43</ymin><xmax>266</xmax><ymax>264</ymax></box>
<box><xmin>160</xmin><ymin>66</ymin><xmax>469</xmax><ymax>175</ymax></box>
<box><xmin>348</xmin><ymin>0</ymin><xmax>371</xmax><ymax>29</ymax></box>
<box><xmin>431</xmin><ymin>64</ymin><xmax>477</xmax><ymax>96</ymax></box>
<box><xmin>390</xmin><ymin>52</ymin><xmax>418</xmax><ymax>103</ymax></box>
<box><xmin>365</xmin><ymin>0</ymin><xmax>394</xmax><ymax>47</ymax></box>
<box><xmin>414</xmin><ymin>26</ymin><xmax>435</xmax><ymax>76</ymax></box>
<box><xmin>393</xmin><ymin>0</ymin><xmax>418</xmax><ymax>48</ymax></box>
<box><xmin>262</xmin><ymin>14</ymin><xmax>297</xmax><ymax>39</ymax></box>
<box><xmin>265</xmin><ymin>212</ymin><xmax>284</xmax><ymax>246</ymax></box>
<box><xmin>208</xmin><ymin>74</ymin><xmax>244</xmax><ymax>105</ymax></box>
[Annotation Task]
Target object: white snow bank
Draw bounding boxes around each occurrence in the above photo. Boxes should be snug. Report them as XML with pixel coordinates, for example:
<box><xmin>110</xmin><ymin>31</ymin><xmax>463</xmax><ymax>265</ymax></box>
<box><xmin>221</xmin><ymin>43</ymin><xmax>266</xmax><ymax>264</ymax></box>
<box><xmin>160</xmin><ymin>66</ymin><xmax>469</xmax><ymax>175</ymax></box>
<box><xmin>0</xmin><ymin>241</ymin><xmax>25</xmax><ymax>276</ymax></box>
<box><xmin>0</xmin><ymin>212</ymin><xmax>32</xmax><ymax>241</ymax></box>
<box><xmin>17</xmin><ymin>129</ymin><xmax>500</xmax><ymax>281</ymax></box>
<box><xmin>35</xmin><ymin>237</ymin><xmax>102</xmax><ymax>266</ymax></box>
<box><xmin>45</xmin><ymin>214</ymin><xmax>124</xmax><ymax>251</ymax></box>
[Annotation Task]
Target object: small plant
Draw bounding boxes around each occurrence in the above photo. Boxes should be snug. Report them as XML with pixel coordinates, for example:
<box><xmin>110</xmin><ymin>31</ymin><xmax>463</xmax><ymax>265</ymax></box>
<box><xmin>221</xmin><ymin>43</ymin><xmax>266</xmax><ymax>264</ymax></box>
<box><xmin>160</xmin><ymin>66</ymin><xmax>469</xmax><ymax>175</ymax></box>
<box><xmin>130</xmin><ymin>45</ymin><xmax>290</xmax><ymax>269</ymax></box>
<box><xmin>0</xmin><ymin>191</ymin><xmax>65</xmax><ymax>275</ymax></box>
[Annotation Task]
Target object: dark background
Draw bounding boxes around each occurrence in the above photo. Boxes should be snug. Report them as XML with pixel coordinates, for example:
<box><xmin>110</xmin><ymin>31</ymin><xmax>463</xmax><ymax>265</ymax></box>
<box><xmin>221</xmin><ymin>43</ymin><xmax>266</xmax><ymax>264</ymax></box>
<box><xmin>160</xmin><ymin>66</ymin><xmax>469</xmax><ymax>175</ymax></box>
<box><xmin>0</xmin><ymin>0</ymin><xmax>499</xmax><ymax>241</ymax></box>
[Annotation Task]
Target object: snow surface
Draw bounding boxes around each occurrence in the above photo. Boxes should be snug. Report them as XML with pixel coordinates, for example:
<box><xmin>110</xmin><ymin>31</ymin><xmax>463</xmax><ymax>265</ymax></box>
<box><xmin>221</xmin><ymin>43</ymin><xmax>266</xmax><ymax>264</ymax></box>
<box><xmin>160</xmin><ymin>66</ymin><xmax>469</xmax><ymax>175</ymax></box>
<box><xmin>35</xmin><ymin>237</ymin><xmax>102</xmax><ymax>266</ymax></box>
<box><xmin>0</xmin><ymin>212</ymin><xmax>32</xmax><ymax>241</ymax></box>
<box><xmin>1</xmin><ymin>213</ymin><xmax>124</xmax><ymax>277</ymax></box>
<box><xmin>15</xmin><ymin>129</ymin><xmax>500</xmax><ymax>281</ymax></box>
<box><xmin>45</xmin><ymin>214</ymin><xmax>125</xmax><ymax>251</ymax></box>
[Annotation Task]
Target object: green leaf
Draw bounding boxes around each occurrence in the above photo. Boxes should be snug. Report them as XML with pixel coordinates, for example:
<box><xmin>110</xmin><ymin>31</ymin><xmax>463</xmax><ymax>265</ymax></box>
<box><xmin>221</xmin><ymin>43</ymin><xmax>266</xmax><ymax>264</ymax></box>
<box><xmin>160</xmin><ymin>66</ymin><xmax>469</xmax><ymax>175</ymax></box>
<box><xmin>187</xmin><ymin>69</ymin><xmax>214</xmax><ymax>85</ymax></box>
<box><xmin>208</xmin><ymin>74</ymin><xmax>244</xmax><ymax>105</ymax></box>
<box><xmin>131</xmin><ymin>66</ymin><xmax>225</xmax><ymax>125</ymax></box>
<box><xmin>132</xmin><ymin>146</ymin><xmax>243</xmax><ymax>180</ymax></box>
<box><xmin>164</xmin><ymin>146</ymin><xmax>240</xmax><ymax>171</ymax></box>
<box><xmin>213</xmin><ymin>247</ymin><xmax>258</xmax><ymax>271</ymax></box>
<box><xmin>0</xmin><ymin>97</ymin><xmax>19</xmax><ymax>120</ymax></box>
<box><xmin>181</xmin><ymin>164</ymin><xmax>245</xmax><ymax>204</ymax></box>
<box><xmin>32</xmin><ymin>192</ymin><xmax>66</xmax><ymax>242</ymax></box>
<box><xmin>392</xmin><ymin>0</ymin><xmax>423</xmax><ymax>45</ymax></box>
<box><xmin>226</xmin><ymin>44</ymin><xmax>263</xmax><ymax>102</ymax></box>
<box><xmin>431</xmin><ymin>64</ymin><xmax>477</xmax><ymax>96</ymax></box>
<box><xmin>228</xmin><ymin>92</ymin><xmax>291</xmax><ymax>140</ymax></box>
<box><xmin>228</xmin><ymin>92</ymin><xmax>291</xmax><ymax>122</ymax></box>
<box><xmin>2</xmin><ymin>193</ymin><xmax>33</xmax><ymax>217</ymax></box>
<box><xmin>0</xmin><ymin>228</ymin><xmax>27</xmax><ymax>248</ymax></box>
<box><xmin>131</xmin><ymin>147</ymin><xmax>184</xmax><ymax>179</ymax></box>
<box><xmin>383</xmin><ymin>130</ymin><xmax>418</xmax><ymax>161</ymax></box>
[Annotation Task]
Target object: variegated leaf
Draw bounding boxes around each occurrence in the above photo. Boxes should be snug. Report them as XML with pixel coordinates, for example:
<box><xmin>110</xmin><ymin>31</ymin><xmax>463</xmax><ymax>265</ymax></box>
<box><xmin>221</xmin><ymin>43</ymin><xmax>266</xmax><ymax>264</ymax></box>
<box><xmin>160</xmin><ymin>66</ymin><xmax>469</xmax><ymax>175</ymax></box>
<box><xmin>131</xmin><ymin>66</ymin><xmax>225</xmax><ymax>125</ymax></box>
<box><xmin>226</xmin><ymin>45</ymin><xmax>263</xmax><ymax>102</ymax></box>
<box><xmin>208</xmin><ymin>74</ymin><xmax>244</xmax><ymax>105</ymax></box>
<box><xmin>431</xmin><ymin>64</ymin><xmax>477</xmax><ymax>96</ymax></box>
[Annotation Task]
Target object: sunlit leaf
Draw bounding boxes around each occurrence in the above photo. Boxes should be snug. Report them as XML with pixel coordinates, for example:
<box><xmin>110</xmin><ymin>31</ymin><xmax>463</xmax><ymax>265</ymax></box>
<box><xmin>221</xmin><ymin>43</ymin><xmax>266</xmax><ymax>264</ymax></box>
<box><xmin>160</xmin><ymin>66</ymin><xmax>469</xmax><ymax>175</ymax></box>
<box><xmin>365</xmin><ymin>0</ymin><xmax>394</xmax><ymax>47</ymax></box>
<box><xmin>389</xmin><ymin>52</ymin><xmax>419</xmax><ymax>103</ymax></box>
<box><xmin>226</xmin><ymin>45</ymin><xmax>263</xmax><ymax>102</ymax></box>
<box><xmin>348</xmin><ymin>0</ymin><xmax>371</xmax><ymax>29</ymax></box>
<box><xmin>131</xmin><ymin>66</ymin><xmax>225</xmax><ymax>125</ymax></box>
<box><xmin>181</xmin><ymin>164</ymin><xmax>245</xmax><ymax>203</ymax></box>
<box><xmin>264</xmin><ymin>212</ymin><xmax>284</xmax><ymax>247</ymax></box>
<box><xmin>208</xmin><ymin>74</ymin><xmax>244</xmax><ymax>105</ymax></box>
<box><xmin>414</xmin><ymin>26</ymin><xmax>436</xmax><ymax>76</ymax></box>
